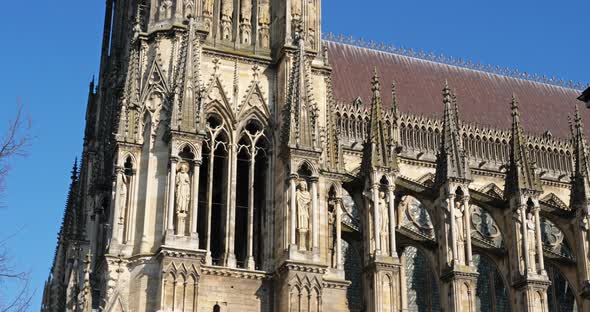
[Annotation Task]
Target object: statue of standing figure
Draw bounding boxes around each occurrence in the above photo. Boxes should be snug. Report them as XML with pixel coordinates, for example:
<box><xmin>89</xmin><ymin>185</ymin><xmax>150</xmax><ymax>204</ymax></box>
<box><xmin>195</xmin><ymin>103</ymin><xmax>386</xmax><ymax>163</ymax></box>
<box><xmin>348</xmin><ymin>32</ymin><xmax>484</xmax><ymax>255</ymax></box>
<box><xmin>175</xmin><ymin>163</ymin><xmax>191</xmax><ymax>214</ymax></box>
<box><xmin>159</xmin><ymin>0</ymin><xmax>173</xmax><ymax>20</ymax></box>
<box><xmin>328</xmin><ymin>200</ymin><xmax>336</xmax><ymax>268</ymax></box>
<box><xmin>379</xmin><ymin>191</ymin><xmax>389</xmax><ymax>255</ymax></box>
<box><xmin>526</xmin><ymin>212</ymin><xmax>537</xmax><ymax>272</ymax></box>
<box><xmin>296</xmin><ymin>180</ymin><xmax>311</xmax><ymax>250</ymax></box>
<box><xmin>291</xmin><ymin>0</ymin><xmax>302</xmax><ymax>20</ymax></box>
<box><xmin>118</xmin><ymin>174</ymin><xmax>129</xmax><ymax>225</ymax></box>
<box><xmin>454</xmin><ymin>199</ymin><xmax>465</xmax><ymax>264</ymax></box>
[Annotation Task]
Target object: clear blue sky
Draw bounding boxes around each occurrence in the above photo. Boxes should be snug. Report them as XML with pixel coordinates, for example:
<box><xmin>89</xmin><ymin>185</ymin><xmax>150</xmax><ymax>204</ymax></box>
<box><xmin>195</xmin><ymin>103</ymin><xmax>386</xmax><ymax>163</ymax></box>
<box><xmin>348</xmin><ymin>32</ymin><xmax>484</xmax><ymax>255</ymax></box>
<box><xmin>0</xmin><ymin>0</ymin><xmax>588</xmax><ymax>310</ymax></box>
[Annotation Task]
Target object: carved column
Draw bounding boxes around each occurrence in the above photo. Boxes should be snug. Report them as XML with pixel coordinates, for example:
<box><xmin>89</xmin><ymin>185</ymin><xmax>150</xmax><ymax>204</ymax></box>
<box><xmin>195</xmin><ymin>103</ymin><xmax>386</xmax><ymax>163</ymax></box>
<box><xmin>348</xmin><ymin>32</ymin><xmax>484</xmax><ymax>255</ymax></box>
<box><xmin>336</xmin><ymin>198</ymin><xmax>343</xmax><ymax>270</ymax></box>
<box><xmin>167</xmin><ymin>157</ymin><xmax>179</xmax><ymax>232</ymax></box>
<box><xmin>311</xmin><ymin>177</ymin><xmax>319</xmax><ymax>255</ymax></box>
<box><xmin>533</xmin><ymin>205</ymin><xmax>545</xmax><ymax>274</ymax></box>
<box><xmin>372</xmin><ymin>183</ymin><xmax>381</xmax><ymax>255</ymax></box>
<box><xmin>224</xmin><ymin>145</ymin><xmax>237</xmax><ymax>267</ymax></box>
<box><xmin>205</xmin><ymin>147</ymin><xmax>215</xmax><ymax>264</ymax></box>
<box><xmin>190</xmin><ymin>159</ymin><xmax>201</xmax><ymax>241</ymax></box>
<box><xmin>463</xmin><ymin>196</ymin><xmax>473</xmax><ymax>266</ymax></box>
<box><xmin>246</xmin><ymin>152</ymin><xmax>256</xmax><ymax>270</ymax></box>
<box><xmin>387</xmin><ymin>186</ymin><xmax>397</xmax><ymax>258</ymax></box>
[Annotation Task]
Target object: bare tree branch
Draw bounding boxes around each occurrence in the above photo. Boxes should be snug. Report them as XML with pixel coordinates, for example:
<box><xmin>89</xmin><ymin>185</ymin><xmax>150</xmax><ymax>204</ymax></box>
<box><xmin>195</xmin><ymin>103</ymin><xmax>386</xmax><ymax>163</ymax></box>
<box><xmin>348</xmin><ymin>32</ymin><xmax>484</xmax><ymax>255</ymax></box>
<box><xmin>0</xmin><ymin>99</ymin><xmax>32</xmax><ymax>196</ymax></box>
<box><xmin>0</xmin><ymin>100</ymin><xmax>34</xmax><ymax>311</ymax></box>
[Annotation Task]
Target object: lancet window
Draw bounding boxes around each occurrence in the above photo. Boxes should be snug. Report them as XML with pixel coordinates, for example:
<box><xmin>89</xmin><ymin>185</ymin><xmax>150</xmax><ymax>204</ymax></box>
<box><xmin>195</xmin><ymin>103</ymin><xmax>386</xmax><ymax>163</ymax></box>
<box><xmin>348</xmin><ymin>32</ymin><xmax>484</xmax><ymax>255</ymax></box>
<box><xmin>198</xmin><ymin>114</ymin><xmax>231</xmax><ymax>265</ymax></box>
<box><xmin>546</xmin><ymin>263</ymin><xmax>578</xmax><ymax>312</ymax></box>
<box><xmin>473</xmin><ymin>254</ymin><xmax>511</xmax><ymax>312</ymax></box>
<box><xmin>235</xmin><ymin>119</ymin><xmax>269</xmax><ymax>269</ymax></box>
<box><xmin>401</xmin><ymin>246</ymin><xmax>440</xmax><ymax>311</ymax></box>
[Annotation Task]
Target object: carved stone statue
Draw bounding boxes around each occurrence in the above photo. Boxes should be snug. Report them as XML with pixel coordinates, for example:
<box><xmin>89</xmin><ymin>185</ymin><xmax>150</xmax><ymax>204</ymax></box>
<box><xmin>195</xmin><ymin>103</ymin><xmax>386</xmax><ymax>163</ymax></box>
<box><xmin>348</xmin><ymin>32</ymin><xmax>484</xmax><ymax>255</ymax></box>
<box><xmin>159</xmin><ymin>0</ymin><xmax>173</xmax><ymax>20</ymax></box>
<box><xmin>203</xmin><ymin>0</ymin><xmax>214</xmax><ymax>15</ymax></box>
<box><xmin>307</xmin><ymin>0</ymin><xmax>317</xmax><ymax>47</ymax></box>
<box><xmin>514</xmin><ymin>211</ymin><xmax>525</xmax><ymax>274</ymax></box>
<box><xmin>118</xmin><ymin>174</ymin><xmax>129</xmax><ymax>225</ymax></box>
<box><xmin>203</xmin><ymin>0</ymin><xmax>214</xmax><ymax>30</ymax></box>
<box><xmin>454</xmin><ymin>199</ymin><xmax>465</xmax><ymax>264</ymax></box>
<box><xmin>328</xmin><ymin>200</ymin><xmax>336</xmax><ymax>268</ymax></box>
<box><xmin>297</xmin><ymin>181</ymin><xmax>311</xmax><ymax>230</ymax></box>
<box><xmin>183</xmin><ymin>0</ymin><xmax>194</xmax><ymax>18</ymax></box>
<box><xmin>175</xmin><ymin>163</ymin><xmax>191</xmax><ymax>214</ymax></box>
<box><xmin>296</xmin><ymin>180</ymin><xmax>311</xmax><ymax>250</ymax></box>
<box><xmin>220</xmin><ymin>0</ymin><xmax>233</xmax><ymax>40</ymax></box>
<box><xmin>258</xmin><ymin>0</ymin><xmax>270</xmax><ymax>48</ymax></box>
<box><xmin>379</xmin><ymin>191</ymin><xmax>389</xmax><ymax>254</ymax></box>
<box><xmin>526</xmin><ymin>212</ymin><xmax>537</xmax><ymax>272</ymax></box>
<box><xmin>291</xmin><ymin>0</ymin><xmax>302</xmax><ymax>20</ymax></box>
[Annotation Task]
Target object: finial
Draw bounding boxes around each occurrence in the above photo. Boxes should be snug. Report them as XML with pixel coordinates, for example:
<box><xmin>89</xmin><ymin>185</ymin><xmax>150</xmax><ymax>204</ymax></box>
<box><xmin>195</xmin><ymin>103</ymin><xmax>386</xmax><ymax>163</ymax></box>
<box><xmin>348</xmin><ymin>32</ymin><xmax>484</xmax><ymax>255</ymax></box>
<box><xmin>71</xmin><ymin>158</ymin><xmax>78</xmax><ymax>181</ymax></box>
<box><xmin>442</xmin><ymin>80</ymin><xmax>452</xmax><ymax>104</ymax></box>
<box><xmin>575</xmin><ymin>103</ymin><xmax>583</xmax><ymax>127</ymax></box>
<box><xmin>371</xmin><ymin>68</ymin><xmax>380</xmax><ymax>91</ymax></box>
<box><xmin>511</xmin><ymin>93</ymin><xmax>519</xmax><ymax>109</ymax></box>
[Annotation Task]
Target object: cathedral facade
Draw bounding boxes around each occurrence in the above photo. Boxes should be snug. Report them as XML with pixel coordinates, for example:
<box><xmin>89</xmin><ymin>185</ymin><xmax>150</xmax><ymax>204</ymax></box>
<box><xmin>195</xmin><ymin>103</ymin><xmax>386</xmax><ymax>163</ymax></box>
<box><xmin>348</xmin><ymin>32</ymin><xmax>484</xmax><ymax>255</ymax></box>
<box><xmin>41</xmin><ymin>0</ymin><xmax>590</xmax><ymax>311</ymax></box>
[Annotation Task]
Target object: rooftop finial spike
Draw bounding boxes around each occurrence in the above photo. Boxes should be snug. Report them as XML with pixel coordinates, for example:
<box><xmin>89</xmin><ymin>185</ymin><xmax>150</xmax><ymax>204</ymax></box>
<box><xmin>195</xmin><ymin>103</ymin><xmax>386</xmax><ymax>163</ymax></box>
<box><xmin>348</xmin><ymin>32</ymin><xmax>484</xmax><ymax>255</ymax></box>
<box><xmin>71</xmin><ymin>158</ymin><xmax>78</xmax><ymax>181</ymax></box>
<box><xmin>511</xmin><ymin>93</ymin><xmax>519</xmax><ymax>111</ymax></box>
<box><xmin>371</xmin><ymin>68</ymin><xmax>380</xmax><ymax>91</ymax></box>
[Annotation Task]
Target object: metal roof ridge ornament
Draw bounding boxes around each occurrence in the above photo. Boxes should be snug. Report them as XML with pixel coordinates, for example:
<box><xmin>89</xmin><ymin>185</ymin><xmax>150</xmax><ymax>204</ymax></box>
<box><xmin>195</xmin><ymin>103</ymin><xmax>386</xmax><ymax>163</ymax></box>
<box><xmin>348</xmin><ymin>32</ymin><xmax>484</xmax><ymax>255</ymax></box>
<box><xmin>322</xmin><ymin>32</ymin><xmax>587</xmax><ymax>91</ymax></box>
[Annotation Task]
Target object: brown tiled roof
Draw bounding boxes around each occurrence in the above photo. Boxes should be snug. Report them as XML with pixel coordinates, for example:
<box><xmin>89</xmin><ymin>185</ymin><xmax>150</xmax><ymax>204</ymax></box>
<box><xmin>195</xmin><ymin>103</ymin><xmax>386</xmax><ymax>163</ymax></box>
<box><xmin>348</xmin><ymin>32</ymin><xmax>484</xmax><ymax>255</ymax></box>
<box><xmin>326</xmin><ymin>40</ymin><xmax>587</xmax><ymax>139</ymax></box>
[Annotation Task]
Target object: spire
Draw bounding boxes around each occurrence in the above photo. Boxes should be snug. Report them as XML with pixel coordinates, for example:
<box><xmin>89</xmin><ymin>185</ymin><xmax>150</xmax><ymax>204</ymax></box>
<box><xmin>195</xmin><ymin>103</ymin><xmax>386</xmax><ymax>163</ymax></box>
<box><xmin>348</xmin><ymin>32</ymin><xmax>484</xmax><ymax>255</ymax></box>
<box><xmin>282</xmin><ymin>30</ymin><xmax>319</xmax><ymax>152</ymax></box>
<box><xmin>504</xmin><ymin>94</ymin><xmax>542</xmax><ymax>198</ymax></box>
<box><xmin>361</xmin><ymin>70</ymin><xmax>399</xmax><ymax>173</ymax></box>
<box><xmin>434</xmin><ymin>81</ymin><xmax>471</xmax><ymax>189</ymax></box>
<box><xmin>71</xmin><ymin>158</ymin><xmax>79</xmax><ymax>181</ymax></box>
<box><xmin>391</xmin><ymin>81</ymin><xmax>399</xmax><ymax>122</ymax></box>
<box><xmin>325</xmin><ymin>74</ymin><xmax>342</xmax><ymax>172</ymax></box>
<box><xmin>570</xmin><ymin>104</ymin><xmax>590</xmax><ymax>210</ymax></box>
<box><xmin>173</xmin><ymin>16</ymin><xmax>202</xmax><ymax>132</ymax></box>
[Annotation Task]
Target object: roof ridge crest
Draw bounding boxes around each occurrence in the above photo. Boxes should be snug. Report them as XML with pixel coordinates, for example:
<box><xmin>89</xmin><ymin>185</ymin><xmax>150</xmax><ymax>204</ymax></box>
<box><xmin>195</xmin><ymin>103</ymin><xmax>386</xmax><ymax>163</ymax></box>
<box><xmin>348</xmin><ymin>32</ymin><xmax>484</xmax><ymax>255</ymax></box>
<box><xmin>323</xmin><ymin>33</ymin><xmax>588</xmax><ymax>91</ymax></box>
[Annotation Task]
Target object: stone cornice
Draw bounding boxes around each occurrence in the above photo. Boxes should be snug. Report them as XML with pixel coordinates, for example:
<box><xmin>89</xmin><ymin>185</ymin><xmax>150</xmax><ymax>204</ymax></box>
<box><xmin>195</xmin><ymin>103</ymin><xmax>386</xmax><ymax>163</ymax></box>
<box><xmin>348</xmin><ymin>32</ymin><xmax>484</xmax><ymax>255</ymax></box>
<box><xmin>201</xmin><ymin>266</ymin><xmax>271</xmax><ymax>280</ymax></box>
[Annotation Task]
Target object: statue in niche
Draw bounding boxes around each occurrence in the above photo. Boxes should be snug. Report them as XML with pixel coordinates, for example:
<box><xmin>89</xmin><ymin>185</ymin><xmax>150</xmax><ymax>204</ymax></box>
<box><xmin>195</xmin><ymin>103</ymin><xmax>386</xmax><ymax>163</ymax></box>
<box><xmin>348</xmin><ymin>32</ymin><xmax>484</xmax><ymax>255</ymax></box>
<box><xmin>118</xmin><ymin>174</ymin><xmax>129</xmax><ymax>225</ymax></box>
<box><xmin>379</xmin><ymin>191</ymin><xmax>389</xmax><ymax>255</ymax></box>
<box><xmin>296</xmin><ymin>180</ymin><xmax>311</xmax><ymax>250</ymax></box>
<box><xmin>291</xmin><ymin>0</ymin><xmax>302</xmax><ymax>20</ymax></box>
<box><xmin>159</xmin><ymin>0</ymin><xmax>173</xmax><ymax>20</ymax></box>
<box><xmin>202</xmin><ymin>0</ymin><xmax>214</xmax><ymax>30</ymax></box>
<box><xmin>307</xmin><ymin>0</ymin><xmax>316</xmax><ymax>47</ymax></box>
<box><xmin>175</xmin><ymin>163</ymin><xmax>191</xmax><ymax>234</ymax></box>
<box><xmin>183</xmin><ymin>0</ymin><xmax>194</xmax><ymax>18</ymax></box>
<box><xmin>526</xmin><ymin>211</ymin><xmax>537</xmax><ymax>272</ymax></box>
<box><xmin>220</xmin><ymin>0</ymin><xmax>233</xmax><ymax>40</ymax></box>
<box><xmin>454</xmin><ymin>198</ymin><xmax>465</xmax><ymax>264</ymax></box>
<box><xmin>328</xmin><ymin>199</ymin><xmax>336</xmax><ymax>268</ymax></box>
<box><xmin>514</xmin><ymin>211</ymin><xmax>525</xmax><ymax>274</ymax></box>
